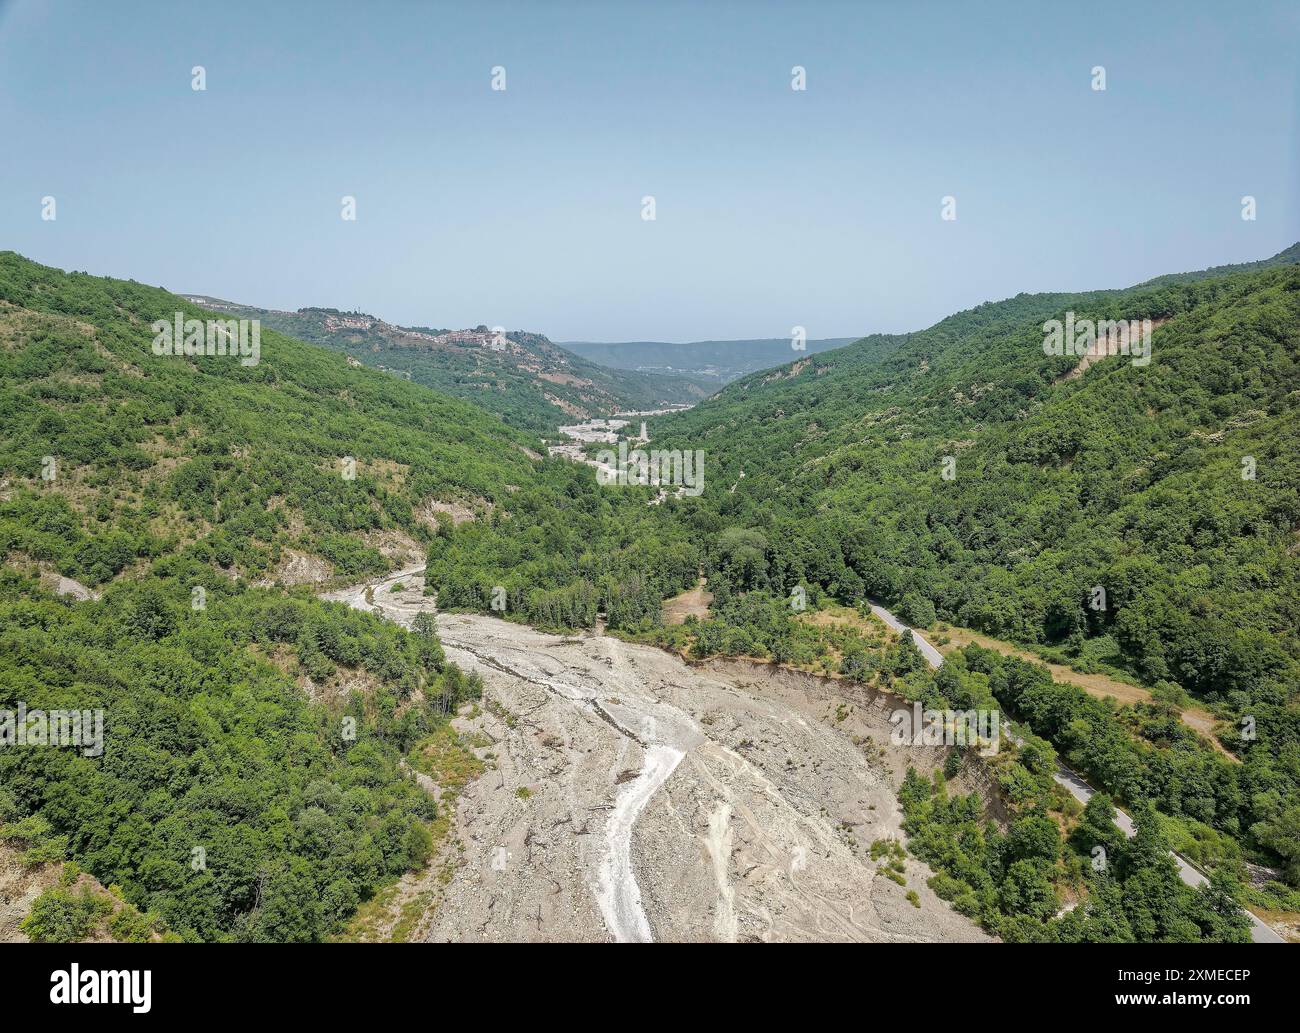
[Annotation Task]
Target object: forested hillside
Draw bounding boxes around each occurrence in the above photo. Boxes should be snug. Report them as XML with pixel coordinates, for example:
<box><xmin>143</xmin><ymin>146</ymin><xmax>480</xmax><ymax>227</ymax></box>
<box><xmin>630</xmin><ymin>249</ymin><xmax>1300</xmax><ymax>915</ymax></box>
<box><xmin>646</xmin><ymin>251</ymin><xmax>1300</xmax><ymax>700</ymax></box>
<box><xmin>0</xmin><ymin>253</ymin><xmax>555</xmax><ymax>939</ymax></box>
<box><xmin>183</xmin><ymin>296</ymin><xmax>709</xmax><ymax>430</ymax></box>
<box><xmin>0</xmin><ymin>252</ymin><xmax>706</xmax><ymax>941</ymax></box>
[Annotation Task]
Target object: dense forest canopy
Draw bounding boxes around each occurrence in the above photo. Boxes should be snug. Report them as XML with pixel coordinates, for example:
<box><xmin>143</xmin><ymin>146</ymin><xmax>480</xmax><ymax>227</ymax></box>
<box><xmin>629</xmin><ymin>249</ymin><xmax>1300</xmax><ymax>918</ymax></box>
<box><xmin>0</xmin><ymin>253</ymin><xmax>528</xmax><ymax>939</ymax></box>
<box><xmin>649</xmin><ymin>252</ymin><xmax>1300</xmax><ymax>712</ymax></box>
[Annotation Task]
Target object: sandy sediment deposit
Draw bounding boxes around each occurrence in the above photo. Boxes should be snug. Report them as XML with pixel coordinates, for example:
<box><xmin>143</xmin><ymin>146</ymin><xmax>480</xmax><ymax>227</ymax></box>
<box><xmin>322</xmin><ymin>572</ymin><xmax>991</xmax><ymax>942</ymax></box>
<box><xmin>424</xmin><ymin>612</ymin><xmax>990</xmax><ymax>942</ymax></box>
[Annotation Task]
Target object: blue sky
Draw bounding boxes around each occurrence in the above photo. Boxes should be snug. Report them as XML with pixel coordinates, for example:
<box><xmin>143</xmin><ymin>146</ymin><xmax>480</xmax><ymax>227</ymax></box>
<box><xmin>1</xmin><ymin>0</ymin><xmax>1297</xmax><ymax>341</ymax></box>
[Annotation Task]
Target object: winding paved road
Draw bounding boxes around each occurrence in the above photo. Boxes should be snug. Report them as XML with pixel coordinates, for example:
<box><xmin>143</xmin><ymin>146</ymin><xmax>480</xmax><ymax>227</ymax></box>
<box><xmin>876</xmin><ymin>603</ymin><xmax>1284</xmax><ymax>944</ymax></box>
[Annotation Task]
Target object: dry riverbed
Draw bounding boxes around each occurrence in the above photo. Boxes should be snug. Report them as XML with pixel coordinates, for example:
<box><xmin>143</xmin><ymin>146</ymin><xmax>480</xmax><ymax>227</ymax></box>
<box><xmin>323</xmin><ymin>574</ymin><xmax>991</xmax><ymax>943</ymax></box>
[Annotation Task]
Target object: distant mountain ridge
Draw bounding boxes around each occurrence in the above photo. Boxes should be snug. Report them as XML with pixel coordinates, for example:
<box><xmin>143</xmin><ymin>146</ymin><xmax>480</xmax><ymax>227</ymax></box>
<box><xmin>562</xmin><ymin>336</ymin><xmax>857</xmax><ymax>385</ymax></box>
<box><xmin>1138</xmin><ymin>242</ymin><xmax>1300</xmax><ymax>287</ymax></box>
<box><xmin>181</xmin><ymin>295</ymin><xmax>711</xmax><ymax>430</ymax></box>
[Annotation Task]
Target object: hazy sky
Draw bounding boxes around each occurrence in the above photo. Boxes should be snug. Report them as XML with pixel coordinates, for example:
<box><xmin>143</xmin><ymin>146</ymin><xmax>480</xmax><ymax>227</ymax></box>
<box><xmin>2</xmin><ymin>0</ymin><xmax>1297</xmax><ymax>341</ymax></box>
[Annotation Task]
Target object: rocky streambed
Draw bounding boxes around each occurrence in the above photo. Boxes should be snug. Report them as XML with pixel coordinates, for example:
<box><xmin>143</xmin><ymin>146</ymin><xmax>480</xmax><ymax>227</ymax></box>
<box><xmin>322</xmin><ymin>573</ymin><xmax>991</xmax><ymax>943</ymax></box>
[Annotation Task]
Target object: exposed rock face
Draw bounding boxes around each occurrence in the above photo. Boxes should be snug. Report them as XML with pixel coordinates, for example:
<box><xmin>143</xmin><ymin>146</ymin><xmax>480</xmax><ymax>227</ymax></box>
<box><xmin>416</xmin><ymin>497</ymin><xmax>488</xmax><ymax>528</ymax></box>
<box><xmin>253</xmin><ymin>549</ymin><xmax>332</xmax><ymax>587</ymax></box>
